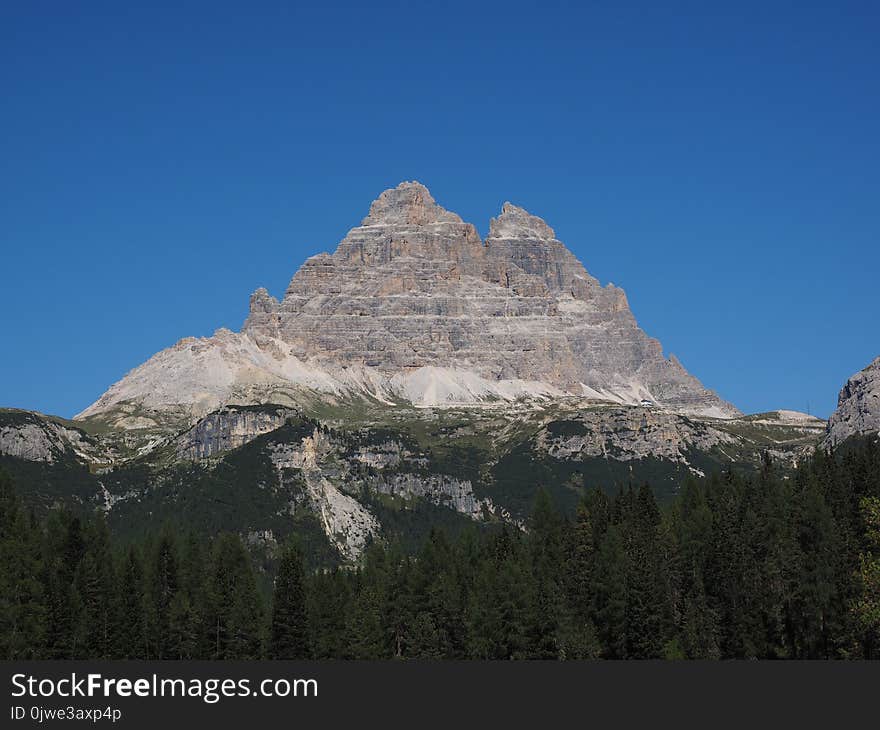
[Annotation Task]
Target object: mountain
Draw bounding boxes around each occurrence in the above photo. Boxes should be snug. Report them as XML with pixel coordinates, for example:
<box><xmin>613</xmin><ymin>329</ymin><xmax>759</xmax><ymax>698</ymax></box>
<box><xmin>76</xmin><ymin>182</ymin><xmax>738</xmax><ymax>430</ymax></box>
<box><xmin>826</xmin><ymin>356</ymin><xmax>880</xmax><ymax>446</ymax></box>
<box><xmin>1</xmin><ymin>182</ymin><xmax>838</xmax><ymax>565</ymax></box>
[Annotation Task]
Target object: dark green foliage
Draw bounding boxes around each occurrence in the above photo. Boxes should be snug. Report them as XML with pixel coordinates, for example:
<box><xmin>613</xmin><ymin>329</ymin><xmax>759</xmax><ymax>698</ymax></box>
<box><xmin>71</xmin><ymin>520</ymin><xmax>117</xmax><ymax>659</ymax></box>
<box><xmin>307</xmin><ymin>568</ymin><xmax>350</xmax><ymax>659</ymax></box>
<box><xmin>0</xmin><ymin>437</ymin><xmax>879</xmax><ymax>659</ymax></box>
<box><xmin>269</xmin><ymin>539</ymin><xmax>310</xmax><ymax>659</ymax></box>
<box><xmin>489</xmin><ymin>442</ymin><xmax>704</xmax><ymax>520</ymax></box>
<box><xmin>592</xmin><ymin>525</ymin><xmax>629</xmax><ymax>657</ymax></box>
<box><xmin>149</xmin><ymin>534</ymin><xmax>179</xmax><ymax>659</ymax></box>
<box><xmin>545</xmin><ymin>420</ymin><xmax>590</xmax><ymax>438</ymax></box>
<box><xmin>117</xmin><ymin>547</ymin><xmax>147</xmax><ymax>658</ymax></box>
<box><xmin>853</xmin><ymin>496</ymin><xmax>880</xmax><ymax>657</ymax></box>
<box><xmin>0</xmin><ymin>470</ymin><xmax>44</xmax><ymax>658</ymax></box>
<box><xmin>101</xmin><ymin>421</ymin><xmax>335</xmax><ymax>564</ymax></box>
<box><xmin>206</xmin><ymin>534</ymin><xmax>264</xmax><ymax>659</ymax></box>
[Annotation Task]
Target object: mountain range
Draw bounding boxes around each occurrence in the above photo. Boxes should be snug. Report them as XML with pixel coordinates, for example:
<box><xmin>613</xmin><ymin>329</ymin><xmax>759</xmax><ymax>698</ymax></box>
<box><xmin>1</xmin><ymin>182</ymin><xmax>876</xmax><ymax>564</ymax></box>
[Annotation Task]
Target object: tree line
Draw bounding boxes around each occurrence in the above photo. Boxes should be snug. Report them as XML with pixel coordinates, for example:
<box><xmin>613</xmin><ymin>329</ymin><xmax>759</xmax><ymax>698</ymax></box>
<box><xmin>1</xmin><ymin>438</ymin><xmax>879</xmax><ymax>660</ymax></box>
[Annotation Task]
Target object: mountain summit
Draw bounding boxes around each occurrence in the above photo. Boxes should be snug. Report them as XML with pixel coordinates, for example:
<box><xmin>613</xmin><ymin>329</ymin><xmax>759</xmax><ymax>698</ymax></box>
<box><xmin>78</xmin><ymin>182</ymin><xmax>738</xmax><ymax>427</ymax></box>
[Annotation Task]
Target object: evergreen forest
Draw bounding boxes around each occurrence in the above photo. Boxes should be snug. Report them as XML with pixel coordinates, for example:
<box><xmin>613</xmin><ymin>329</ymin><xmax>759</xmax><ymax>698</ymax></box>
<box><xmin>2</xmin><ymin>438</ymin><xmax>879</xmax><ymax>660</ymax></box>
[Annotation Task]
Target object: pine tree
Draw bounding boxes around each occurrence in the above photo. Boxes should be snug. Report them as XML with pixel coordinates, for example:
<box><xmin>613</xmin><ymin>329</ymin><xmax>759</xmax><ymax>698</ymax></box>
<box><xmin>308</xmin><ymin>568</ymin><xmax>351</xmax><ymax>659</ymax></box>
<box><xmin>465</xmin><ymin>558</ymin><xmax>501</xmax><ymax>659</ymax></box>
<box><xmin>495</xmin><ymin>556</ymin><xmax>533</xmax><ymax>659</ymax></box>
<box><xmin>559</xmin><ymin>498</ymin><xmax>602</xmax><ymax>658</ymax></box>
<box><xmin>207</xmin><ymin>534</ymin><xmax>264</xmax><ymax>659</ymax></box>
<box><xmin>707</xmin><ymin>471</ymin><xmax>755</xmax><ymax>658</ymax></box>
<box><xmin>567</xmin><ymin>501</ymin><xmax>595</xmax><ymax>618</ymax></box>
<box><xmin>79</xmin><ymin>519</ymin><xmax>117</xmax><ymax>659</ymax></box>
<box><xmin>680</xmin><ymin>577</ymin><xmax>720</xmax><ymax>659</ymax></box>
<box><xmin>42</xmin><ymin>511</ymin><xmax>85</xmax><ymax>658</ymax></box>
<box><xmin>793</xmin><ymin>475</ymin><xmax>840</xmax><ymax>657</ymax></box>
<box><xmin>525</xmin><ymin>489</ymin><xmax>566</xmax><ymax>658</ymax></box>
<box><xmin>592</xmin><ymin>525</ymin><xmax>628</xmax><ymax>658</ymax></box>
<box><xmin>407</xmin><ymin>612</ymin><xmax>445</xmax><ymax>658</ymax></box>
<box><xmin>149</xmin><ymin>534</ymin><xmax>179</xmax><ymax>659</ymax></box>
<box><xmin>675</xmin><ymin>479</ymin><xmax>720</xmax><ymax>658</ymax></box>
<box><xmin>168</xmin><ymin>592</ymin><xmax>200</xmax><ymax>659</ymax></box>
<box><xmin>406</xmin><ymin>530</ymin><xmax>463</xmax><ymax>658</ymax></box>
<box><xmin>117</xmin><ymin>547</ymin><xmax>148</xmax><ymax>659</ymax></box>
<box><xmin>345</xmin><ymin>581</ymin><xmax>386</xmax><ymax>659</ymax></box>
<box><xmin>269</xmin><ymin>539</ymin><xmax>310</xmax><ymax>659</ymax></box>
<box><xmin>623</xmin><ymin>484</ymin><xmax>664</xmax><ymax>658</ymax></box>
<box><xmin>754</xmin><ymin>468</ymin><xmax>799</xmax><ymax>657</ymax></box>
<box><xmin>71</xmin><ymin>551</ymin><xmax>102</xmax><ymax>658</ymax></box>
<box><xmin>853</xmin><ymin>496</ymin><xmax>880</xmax><ymax>658</ymax></box>
<box><xmin>0</xmin><ymin>471</ymin><xmax>45</xmax><ymax>658</ymax></box>
<box><xmin>174</xmin><ymin>533</ymin><xmax>208</xmax><ymax>659</ymax></box>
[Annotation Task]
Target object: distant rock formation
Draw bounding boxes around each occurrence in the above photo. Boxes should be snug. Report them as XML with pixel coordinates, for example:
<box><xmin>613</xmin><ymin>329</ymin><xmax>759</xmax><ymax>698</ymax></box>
<box><xmin>175</xmin><ymin>405</ymin><xmax>296</xmax><ymax>460</ymax></box>
<box><xmin>0</xmin><ymin>410</ymin><xmax>98</xmax><ymax>463</ymax></box>
<box><xmin>826</xmin><ymin>356</ymin><xmax>880</xmax><ymax>446</ymax></box>
<box><xmin>78</xmin><ymin>181</ymin><xmax>738</xmax><ymax>426</ymax></box>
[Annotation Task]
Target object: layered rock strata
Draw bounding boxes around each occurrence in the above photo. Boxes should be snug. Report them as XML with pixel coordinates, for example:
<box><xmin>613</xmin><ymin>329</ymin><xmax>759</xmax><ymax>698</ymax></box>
<box><xmin>78</xmin><ymin>182</ymin><xmax>739</xmax><ymax>424</ymax></box>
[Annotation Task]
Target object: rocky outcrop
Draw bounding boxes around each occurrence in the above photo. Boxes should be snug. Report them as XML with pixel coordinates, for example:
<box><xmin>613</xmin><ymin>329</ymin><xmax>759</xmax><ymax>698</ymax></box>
<box><xmin>268</xmin><ymin>430</ymin><xmax>380</xmax><ymax>561</ymax></box>
<box><xmin>826</xmin><ymin>356</ymin><xmax>880</xmax><ymax>446</ymax></box>
<box><xmin>259</xmin><ymin>422</ymin><xmax>511</xmax><ymax>558</ymax></box>
<box><xmin>77</xmin><ymin>181</ymin><xmax>739</xmax><ymax>425</ymax></box>
<box><xmin>0</xmin><ymin>410</ymin><xmax>98</xmax><ymax>463</ymax></box>
<box><xmin>0</xmin><ymin>420</ymin><xmax>64</xmax><ymax>462</ymax></box>
<box><xmin>535</xmin><ymin>407</ymin><xmax>737</xmax><ymax>464</ymax></box>
<box><xmin>176</xmin><ymin>405</ymin><xmax>295</xmax><ymax>460</ymax></box>
<box><xmin>369</xmin><ymin>473</ymin><xmax>502</xmax><ymax>521</ymax></box>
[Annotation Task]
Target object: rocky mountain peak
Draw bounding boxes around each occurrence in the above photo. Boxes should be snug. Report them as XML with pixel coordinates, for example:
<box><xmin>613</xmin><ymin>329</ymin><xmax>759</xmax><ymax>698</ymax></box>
<box><xmin>361</xmin><ymin>181</ymin><xmax>463</xmax><ymax>227</ymax></box>
<box><xmin>489</xmin><ymin>202</ymin><xmax>557</xmax><ymax>241</ymax></box>
<box><xmin>826</xmin><ymin>356</ymin><xmax>880</xmax><ymax>446</ymax></box>
<box><xmin>250</xmin><ymin>287</ymin><xmax>279</xmax><ymax>310</ymax></box>
<box><xmin>79</xmin><ymin>181</ymin><xmax>741</xmax><ymax>423</ymax></box>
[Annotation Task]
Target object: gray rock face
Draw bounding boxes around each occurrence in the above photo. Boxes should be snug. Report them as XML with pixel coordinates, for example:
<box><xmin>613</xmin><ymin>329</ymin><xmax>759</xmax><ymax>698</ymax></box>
<box><xmin>826</xmin><ymin>356</ymin><xmax>880</xmax><ymax>446</ymax></box>
<box><xmin>267</xmin><ymin>429</ymin><xmax>381</xmax><ymax>561</ymax></box>
<box><xmin>176</xmin><ymin>405</ymin><xmax>295</xmax><ymax>460</ymax></box>
<box><xmin>368</xmin><ymin>473</ymin><xmax>504</xmax><ymax>522</ymax></box>
<box><xmin>246</xmin><ymin>181</ymin><xmax>737</xmax><ymax>415</ymax></box>
<box><xmin>535</xmin><ymin>407</ymin><xmax>737</xmax><ymax>466</ymax></box>
<box><xmin>250</xmin><ymin>420</ymin><xmax>507</xmax><ymax>559</ymax></box>
<box><xmin>0</xmin><ymin>411</ymin><xmax>97</xmax><ymax>463</ymax></box>
<box><xmin>79</xmin><ymin>181</ymin><xmax>739</xmax><ymax>422</ymax></box>
<box><xmin>0</xmin><ymin>421</ymin><xmax>63</xmax><ymax>462</ymax></box>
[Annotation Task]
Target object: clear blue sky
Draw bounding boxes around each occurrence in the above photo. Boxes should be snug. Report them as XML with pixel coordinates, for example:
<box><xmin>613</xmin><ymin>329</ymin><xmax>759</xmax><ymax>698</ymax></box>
<box><xmin>2</xmin><ymin>1</ymin><xmax>877</xmax><ymax>419</ymax></box>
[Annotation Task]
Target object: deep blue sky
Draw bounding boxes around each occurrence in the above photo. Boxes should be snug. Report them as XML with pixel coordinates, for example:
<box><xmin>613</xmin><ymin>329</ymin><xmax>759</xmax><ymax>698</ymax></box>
<box><xmin>2</xmin><ymin>1</ymin><xmax>878</xmax><ymax>419</ymax></box>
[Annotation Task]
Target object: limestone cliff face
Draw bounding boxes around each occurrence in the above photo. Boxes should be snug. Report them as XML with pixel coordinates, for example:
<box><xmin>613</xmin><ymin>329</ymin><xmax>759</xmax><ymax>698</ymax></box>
<box><xmin>175</xmin><ymin>405</ymin><xmax>295</xmax><ymax>460</ymax></box>
<box><xmin>535</xmin><ymin>408</ymin><xmax>737</xmax><ymax>465</ymax></box>
<box><xmin>264</xmin><ymin>424</ymin><xmax>505</xmax><ymax>559</ymax></box>
<box><xmin>826</xmin><ymin>356</ymin><xmax>880</xmax><ymax>446</ymax></box>
<box><xmin>0</xmin><ymin>410</ymin><xmax>98</xmax><ymax>463</ymax></box>
<box><xmin>243</xmin><ymin>181</ymin><xmax>736</xmax><ymax>415</ymax></box>
<box><xmin>78</xmin><ymin>181</ymin><xmax>738</xmax><ymax>424</ymax></box>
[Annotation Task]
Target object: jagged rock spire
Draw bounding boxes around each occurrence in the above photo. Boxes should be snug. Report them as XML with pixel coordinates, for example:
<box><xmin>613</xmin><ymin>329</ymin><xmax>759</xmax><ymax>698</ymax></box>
<box><xmin>361</xmin><ymin>181</ymin><xmax>463</xmax><ymax>226</ymax></box>
<box><xmin>488</xmin><ymin>202</ymin><xmax>557</xmax><ymax>241</ymax></box>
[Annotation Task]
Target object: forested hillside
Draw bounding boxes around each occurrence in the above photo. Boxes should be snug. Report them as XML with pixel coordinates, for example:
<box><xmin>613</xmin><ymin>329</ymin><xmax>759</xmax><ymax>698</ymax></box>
<box><xmin>2</xmin><ymin>438</ymin><xmax>878</xmax><ymax>660</ymax></box>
